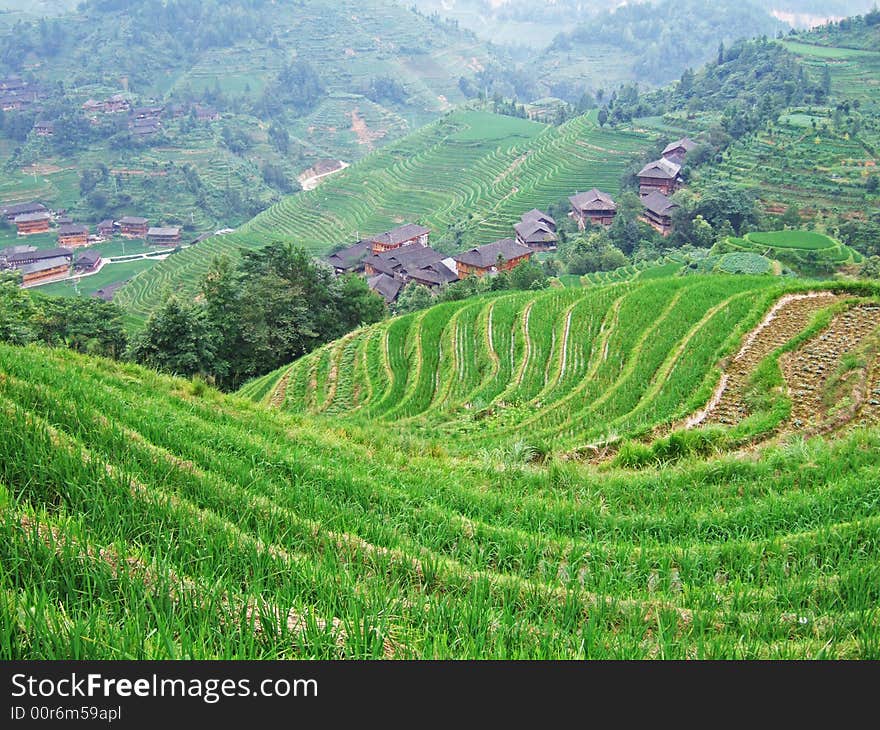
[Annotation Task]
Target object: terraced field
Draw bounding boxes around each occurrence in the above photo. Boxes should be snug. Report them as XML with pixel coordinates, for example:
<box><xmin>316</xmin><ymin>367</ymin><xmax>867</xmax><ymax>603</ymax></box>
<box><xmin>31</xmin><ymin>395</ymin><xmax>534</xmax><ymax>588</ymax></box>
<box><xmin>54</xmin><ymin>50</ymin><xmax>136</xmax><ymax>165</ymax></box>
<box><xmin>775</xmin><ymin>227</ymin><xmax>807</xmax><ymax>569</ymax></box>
<box><xmin>256</xmin><ymin>277</ymin><xmax>809</xmax><ymax>453</ymax></box>
<box><xmin>5</xmin><ymin>274</ymin><xmax>880</xmax><ymax>658</ymax></box>
<box><xmin>697</xmin><ymin>37</ymin><xmax>880</xmax><ymax>216</ymax></box>
<box><xmin>114</xmin><ymin>109</ymin><xmax>653</xmax><ymax>322</ymax></box>
<box><xmin>725</xmin><ymin>231</ymin><xmax>862</xmax><ymax>267</ymax></box>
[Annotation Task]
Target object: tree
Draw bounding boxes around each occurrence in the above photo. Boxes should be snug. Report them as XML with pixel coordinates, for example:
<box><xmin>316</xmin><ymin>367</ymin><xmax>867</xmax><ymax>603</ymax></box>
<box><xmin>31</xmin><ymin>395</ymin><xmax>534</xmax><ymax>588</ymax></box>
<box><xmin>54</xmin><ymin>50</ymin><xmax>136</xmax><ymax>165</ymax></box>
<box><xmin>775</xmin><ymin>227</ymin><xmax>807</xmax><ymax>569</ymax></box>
<box><xmin>394</xmin><ymin>281</ymin><xmax>434</xmax><ymax>314</ymax></box>
<box><xmin>597</xmin><ymin>108</ymin><xmax>608</xmax><ymax>127</ymax></box>
<box><xmin>130</xmin><ymin>295</ymin><xmax>216</xmax><ymax>378</ymax></box>
<box><xmin>0</xmin><ymin>272</ymin><xmax>35</xmax><ymax>345</ymax></box>
<box><xmin>867</xmin><ymin>176</ymin><xmax>878</xmax><ymax>195</ymax></box>
<box><xmin>509</xmin><ymin>259</ymin><xmax>548</xmax><ymax>290</ymax></box>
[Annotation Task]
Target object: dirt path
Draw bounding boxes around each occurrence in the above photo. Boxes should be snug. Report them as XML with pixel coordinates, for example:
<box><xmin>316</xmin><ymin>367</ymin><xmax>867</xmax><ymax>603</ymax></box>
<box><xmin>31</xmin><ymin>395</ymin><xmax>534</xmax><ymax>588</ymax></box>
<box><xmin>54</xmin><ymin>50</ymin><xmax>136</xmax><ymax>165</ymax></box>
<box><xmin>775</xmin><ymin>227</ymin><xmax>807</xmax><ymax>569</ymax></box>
<box><xmin>782</xmin><ymin>303</ymin><xmax>880</xmax><ymax>432</ymax></box>
<box><xmin>688</xmin><ymin>293</ymin><xmax>838</xmax><ymax>427</ymax></box>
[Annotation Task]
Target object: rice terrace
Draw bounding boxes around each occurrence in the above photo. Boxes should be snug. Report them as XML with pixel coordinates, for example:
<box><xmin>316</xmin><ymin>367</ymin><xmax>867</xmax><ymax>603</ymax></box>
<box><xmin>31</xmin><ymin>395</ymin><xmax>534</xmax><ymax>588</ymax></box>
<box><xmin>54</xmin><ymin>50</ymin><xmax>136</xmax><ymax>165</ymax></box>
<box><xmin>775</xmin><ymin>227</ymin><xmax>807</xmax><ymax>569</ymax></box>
<box><xmin>2</xmin><ymin>0</ymin><xmax>880</xmax><ymax>667</ymax></box>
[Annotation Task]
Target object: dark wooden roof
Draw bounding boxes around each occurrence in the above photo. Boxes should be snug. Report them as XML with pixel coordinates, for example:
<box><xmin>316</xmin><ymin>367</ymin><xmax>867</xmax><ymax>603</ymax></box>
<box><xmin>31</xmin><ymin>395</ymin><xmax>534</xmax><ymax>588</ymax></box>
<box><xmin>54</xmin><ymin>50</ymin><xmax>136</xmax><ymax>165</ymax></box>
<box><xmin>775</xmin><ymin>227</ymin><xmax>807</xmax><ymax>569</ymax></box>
<box><xmin>521</xmin><ymin>209</ymin><xmax>556</xmax><ymax>229</ymax></box>
<box><xmin>19</xmin><ymin>256</ymin><xmax>70</xmax><ymax>275</ymax></box>
<box><xmin>119</xmin><ymin>216</ymin><xmax>148</xmax><ymax>225</ymax></box>
<box><xmin>638</xmin><ymin>158</ymin><xmax>681</xmax><ymax>180</ymax></box>
<box><xmin>364</xmin><ymin>244</ymin><xmax>446</xmax><ymax>278</ymax></box>
<box><xmin>75</xmin><ymin>249</ymin><xmax>101</xmax><ymax>266</ymax></box>
<box><xmin>514</xmin><ymin>219</ymin><xmax>558</xmax><ymax>244</ymax></box>
<box><xmin>369</xmin><ymin>223</ymin><xmax>430</xmax><ymax>247</ymax></box>
<box><xmin>58</xmin><ymin>223</ymin><xmax>88</xmax><ymax>236</ymax></box>
<box><xmin>325</xmin><ymin>240</ymin><xmax>372</xmax><ymax>270</ymax></box>
<box><xmin>2</xmin><ymin>201</ymin><xmax>46</xmax><ymax>217</ymax></box>
<box><xmin>454</xmin><ymin>239</ymin><xmax>532</xmax><ymax>268</ymax></box>
<box><xmin>569</xmin><ymin>188</ymin><xmax>616</xmax><ymax>212</ymax></box>
<box><xmin>663</xmin><ymin>137</ymin><xmax>698</xmax><ymax>156</ymax></box>
<box><xmin>14</xmin><ymin>211</ymin><xmax>51</xmax><ymax>223</ymax></box>
<box><xmin>368</xmin><ymin>273</ymin><xmax>404</xmax><ymax>303</ymax></box>
<box><xmin>641</xmin><ymin>191</ymin><xmax>679</xmax><ymax>217</ymax></box>
<box><xmin>7</xmin><ymin>247</ymin><xmax>72</xmax><ymax>265</ymax></box>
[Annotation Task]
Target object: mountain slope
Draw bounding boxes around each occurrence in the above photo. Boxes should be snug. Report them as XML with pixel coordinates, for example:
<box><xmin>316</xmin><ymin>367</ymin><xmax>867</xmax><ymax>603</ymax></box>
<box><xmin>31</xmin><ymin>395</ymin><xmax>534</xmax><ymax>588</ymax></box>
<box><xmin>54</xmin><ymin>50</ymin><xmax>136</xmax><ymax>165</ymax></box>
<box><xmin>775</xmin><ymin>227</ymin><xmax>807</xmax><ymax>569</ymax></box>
<box><xmin>256</xmin><ymin>277</ymin><xmax>880</xmax><ymax>455</ymax></box>
<box><xmin>3</xmin><ymin>277</ymin><xmax>880</xmax><ymax>658</ymax></box>
<box><xmin>112</xmin><ymin>109</ymin><xmax>652</xmax><ymax>322</ymax></box>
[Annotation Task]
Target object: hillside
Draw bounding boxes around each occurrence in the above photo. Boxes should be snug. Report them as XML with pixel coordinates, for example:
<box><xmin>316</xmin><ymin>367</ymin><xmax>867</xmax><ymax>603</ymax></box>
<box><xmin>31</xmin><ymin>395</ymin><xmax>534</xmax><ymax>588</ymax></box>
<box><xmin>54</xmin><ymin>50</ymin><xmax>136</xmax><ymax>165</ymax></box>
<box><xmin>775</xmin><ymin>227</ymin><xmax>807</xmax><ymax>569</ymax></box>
<box><xmin>684</xmin><ymin>23</ymin><xmax>880</xmax><ymax>219</ymax></box>
<box><xmin>249</xmin><ymin>276</ymin><xmax>880</xmax><ymax>455</ymax></box>
<box><xmin>112</xmin><ymin>109</ymin><xmax>652</xmax><ymax>322</ymax></box>
<box><xmin>4</xmin><ymin>275</ymin><xmax>880</xmax><ymax>658</ymax></box>
<box><xmin>0</xmin><ymin>0</ymin><xmax>499</xmax><ymax>228</ymax></box>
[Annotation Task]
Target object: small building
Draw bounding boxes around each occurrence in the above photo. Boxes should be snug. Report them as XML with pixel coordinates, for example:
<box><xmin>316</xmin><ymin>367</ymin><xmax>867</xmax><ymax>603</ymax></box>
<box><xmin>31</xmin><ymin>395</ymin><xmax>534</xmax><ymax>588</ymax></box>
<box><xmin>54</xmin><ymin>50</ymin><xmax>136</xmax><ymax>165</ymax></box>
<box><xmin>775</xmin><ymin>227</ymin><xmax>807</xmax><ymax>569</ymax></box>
<box><xmin>640</xmin><ymin>191</ymin><xmax>679</xmax><ymax>237</ymax></box>
<box><xmin>14</xmin><ymin>211</ymin><xmax>51</xmax><ymax>235</ymax></box>
<box><xmin>454</xmin><ymin>238</ymin><xmax>533</xmax><ymax>278</ymax></box>
<box><xmin>146</xmin><ymin>226</ymin><xmax>181</xmax><ymax>245</ymax></box>
<box><xmin>74</xmin><ymin>249</ymin><xmax>102</xmax><ymax>273</ymax></box>
<box><xmin>57</xmin><ymin>223</ymin><xmax>90</xmax><ymax>248</ymax></box>
<box><xmin>194</xmin><ymin>104</ymin><xmax>220</xmax><ymax>122</ymax></box>
<box><xmin>3</xmin><ymin>246</ymin><xmax>72</xmax><ymax>268</ymax></box>
<box><xmin>368</xmin><ymin>223</ymin><xmax>430</xmax><ymax>254</ymax></box>
<box><xmin>325</xmin><ymin>240</ymin><xmax>373</xmax><ymax>275</ymax></box>
<box><xmin>637</xmin><ymin>158</ymin><xmax>682</xmax><ymax>197</ymax></box>
<box><xmin>104</xmin><ymin>94</ymin><xmax>130</xmax><ymax>113</ymax></box>
<box><xmin>514</xmin><ymin>209</ymin><xmax>558</xmax><ymax>251</ymax></box>
<box><xmin>662</xmin><ymin>137</ymin><xmax>698</xmax><ymax>165</ymax></box>
<box><xmin>0</xmin><ymin>244</ymin><xmax>36</xmax><ymax>264</ymax></box>
<box><xmin>33</xmin><ymin>120</ymin><xmax>54</xmax><ymax>136</ymax></box>
<box><xmin>118</xmin><ymin>216</ymin><xmax>149</xmax><ymax>238</ymax></box>
<box><xmin>368</xmin><ymin>273</ymin><xmax>405</xmax><ymax>304</ymax></box>
<box><xmin>97</xmin><ymin>219</ymin><xmax>116</xmax><ymax>238</ymax></box>
<box><xmin>19</xmin><ymin>256</ymin><xmax>70</xmax><ymax>285</ymax></box>
<box><xmin>2</xmin><ymin>201</ymin><xmax>46</xmax><ymax>221</ymax></box>
<box><xmin>569</xmin><ymin>189</ymin><xmax>617</xmax><ymax>228</ymax></box>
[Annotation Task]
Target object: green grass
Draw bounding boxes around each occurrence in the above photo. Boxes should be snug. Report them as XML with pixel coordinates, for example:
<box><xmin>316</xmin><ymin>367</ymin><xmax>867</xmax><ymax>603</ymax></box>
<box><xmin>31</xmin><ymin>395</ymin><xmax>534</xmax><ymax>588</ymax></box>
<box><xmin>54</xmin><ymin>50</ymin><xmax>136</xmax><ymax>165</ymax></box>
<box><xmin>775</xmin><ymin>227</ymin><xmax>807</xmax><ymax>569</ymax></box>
<box><xmin>33</xmin><ymin>258</ymin><xmax>158</xmax><ymax>298</ymax></box>
<box><xmin>265</xmin><ymin>276</ymin><xmax>804</xmax><ymax>455</ymax></box>
<box><xmin>745</xmin><ymin>231</ymin><xmax>837</xmax><ymax>250</ymax></box>
<box><xmin>4</xmin><ymin>275</ymin><xmax>880</xmax><ymax>658</ymax></box>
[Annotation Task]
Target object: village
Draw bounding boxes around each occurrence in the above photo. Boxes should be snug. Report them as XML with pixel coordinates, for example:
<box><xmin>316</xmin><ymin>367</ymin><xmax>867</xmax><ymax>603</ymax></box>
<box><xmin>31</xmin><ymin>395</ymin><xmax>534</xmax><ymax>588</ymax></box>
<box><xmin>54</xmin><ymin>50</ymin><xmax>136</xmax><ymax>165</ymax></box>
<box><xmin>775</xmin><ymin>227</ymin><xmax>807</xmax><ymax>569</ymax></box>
<box><xmin>0</xmin><ymin>134</ymin><xmax>694</xmax><ymax>298</ymax></box>
<box><xmin>0</xmin><ymin>202</ymin><xmax>183</xmax><ymax>287</ymax></box>
<box><xmin>324</xmin><ymin>136</ymin><xmax>695</xmax><ymax>303</ymax></box>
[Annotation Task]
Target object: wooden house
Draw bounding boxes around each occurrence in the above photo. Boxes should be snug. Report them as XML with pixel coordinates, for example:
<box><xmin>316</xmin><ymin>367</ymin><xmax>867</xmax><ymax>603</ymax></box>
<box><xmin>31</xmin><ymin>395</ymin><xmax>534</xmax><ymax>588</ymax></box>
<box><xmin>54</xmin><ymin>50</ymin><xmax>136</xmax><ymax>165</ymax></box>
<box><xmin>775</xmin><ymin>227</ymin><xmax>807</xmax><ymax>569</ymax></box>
<box><xmin>19</xmin><ymin>256</ymin><xmax>70</xmax><ymax>285</ymax></box>
<box><xmin>569</xmin><ymin>189</ymin><xmax>617</xmax><ymax>228</ymax></box>
<box><xmin>146</xmin><ymin>226</ymin><xmax>181</xmax><ymax>245</ymax></box>
<box><xmin>640</xmin><ymin>191</ymin><xmax>679</xmax><ymax>237</ymax></box>
<box><xmin>454</xmin><ymin>238</ymin><xmax>533</xmax><ymax>278</ymax></box>
<box><xmin>363</xmin><ymin>244</ymin><xmax>457</xmax><ymax>289</ymax></box>
<box><xmin>118</xmin><ymin>216</ymin><xmax>149</xmax><ymax>238</ymax></box>
<box><xmin>3</xmin><ymin>247</ymin><xmax>72</xmax><ymax>268</ymax></box>
<box><xmin>14</xmin><ymin>211</ymin><xmax>51</xmax><ymax>235</ymax></box>
<box><xmin>57</xmin><ymin>223</ymin><xmax>89</xmax><ymax>248</ymax></box>
<box><xmin>368</xmin><ymin>223</ymin><xmax>430</xmax><ymax>254</ymax></box>
<box><xmin>367</xmin><ymin>274</ymin><xmax>405</xmax><ymax>304</ymax></box>
<box><xmin>325</xmin><ymin>240</ymin><xmax>373</xmax><ymax>275</ymax></box>
<box><xmin>662</xmin><ymin>137</ymin><xmax>698</xmax><ymax>165</ymax></box>
<box><xmin>74</xmin><ymin>249</ymin><xmax>102</xmax><ymax>273</ymax></box>
<box><xmin>637</xmin><ymin>158</ymin><xmax>682</xmax><ymax>197</ymax></box>
<box><xmin>33</xmin><ymin>120</ymin><xmax>54</xmax><ymax>136</ymax></box>
<box><xmin>97</xmin><ymin>219</ymin><xmax>116</xmax><ymax>238</ymax></box>
<box><xmin>2</xmin><ymin>201</ymin><xmax>46</xmax><ymax>221</ymax></box>
<box><xmin>514</xmin><ymin>209</ymin><xmax>557</xmax><ymax>251</ymax></box>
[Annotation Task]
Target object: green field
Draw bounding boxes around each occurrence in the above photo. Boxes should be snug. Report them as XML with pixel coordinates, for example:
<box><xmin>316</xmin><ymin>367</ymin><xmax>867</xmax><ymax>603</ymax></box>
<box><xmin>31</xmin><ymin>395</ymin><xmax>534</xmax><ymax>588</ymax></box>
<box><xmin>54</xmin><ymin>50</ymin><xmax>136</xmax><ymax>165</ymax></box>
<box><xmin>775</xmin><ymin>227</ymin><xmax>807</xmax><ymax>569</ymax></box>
<box><xmin>746</xmin><ymin>230</ymin><xmax>836</xmax><ymax>250</ymax></box>
<box><xmin>5</xmin><ymin>274</ymin><xmax>880</xmax><ymax>658</ymax></box>
<box><xmin>257</xmin><ymin>276</ymin><xmax>796</xmax><ymax>455</ymax></box>
<box><xmin>697</xmin><ymin>35</ymin><xmax>880</xmax><ymax>216</ymax></box>
<box><xmin>113</xmin><ymin>109</ymin><xmax>653</xmax><ymax>323</ymax></box>
<box><xmin>33</xmin><ymin>258</ymin><xmax>158</xmax><ymax>298</ymax></box>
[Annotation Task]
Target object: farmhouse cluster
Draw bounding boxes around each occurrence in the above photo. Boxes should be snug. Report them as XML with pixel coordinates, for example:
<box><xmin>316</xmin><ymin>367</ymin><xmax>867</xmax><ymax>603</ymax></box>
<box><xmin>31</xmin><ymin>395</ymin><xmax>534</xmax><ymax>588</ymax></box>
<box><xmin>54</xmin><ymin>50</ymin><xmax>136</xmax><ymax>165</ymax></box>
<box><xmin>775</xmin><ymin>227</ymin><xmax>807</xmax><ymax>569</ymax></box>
<box><xmin>0</xmin><ymin>245</ymin><xmax>99</xmax><ymax>286</ymax></box>
<box><xmin>325</xmin><ymin>222</ymin><xmax>535</xmax><ymax>304</ymax></box>
<box><xmin>0</xmin><ymin>199</ymin><xmax>186</xmax><ymax>287</ymax></box>
<box><xmin>2</xmin><ymin>201</ymin><xmax>182</xmax><ymax>247</ymax></box>
<box><xmin>569</xmin><ymin>137</ymin><xmax>694</xmax><ymax>237</ymax></box>
<box><xmin>323</xmin><ymin>136</ymin><xmax>695</xmax><ymax>303</ymax></box>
